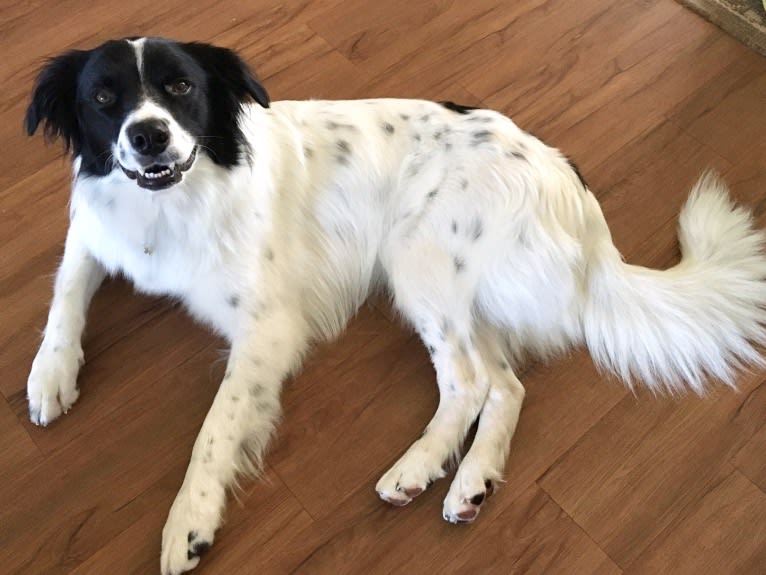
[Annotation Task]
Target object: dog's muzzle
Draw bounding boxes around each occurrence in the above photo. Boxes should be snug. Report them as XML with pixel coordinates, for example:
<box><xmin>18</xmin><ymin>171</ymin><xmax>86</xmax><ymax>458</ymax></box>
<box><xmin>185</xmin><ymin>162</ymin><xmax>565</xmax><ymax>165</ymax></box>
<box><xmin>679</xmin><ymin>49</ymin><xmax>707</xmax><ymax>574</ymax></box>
<box><xmin>120</xmin><ymin>146</ymin><xmax>198</xmax><ymax>191</ymax></box>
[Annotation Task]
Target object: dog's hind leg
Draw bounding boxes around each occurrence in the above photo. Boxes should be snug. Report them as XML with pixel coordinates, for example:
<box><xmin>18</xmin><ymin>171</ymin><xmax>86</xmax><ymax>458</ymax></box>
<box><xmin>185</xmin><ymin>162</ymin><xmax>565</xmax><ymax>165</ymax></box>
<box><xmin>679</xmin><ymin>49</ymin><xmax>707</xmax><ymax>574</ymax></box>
<box><xmin>441</xmin><ymin>323</ymin><xmax>525</xmax><ymax>523</ymax></box>
<box><xmin>376</xmin><ymin>230</ymin><xmax>491</xmax><ymax>507</ymax></box>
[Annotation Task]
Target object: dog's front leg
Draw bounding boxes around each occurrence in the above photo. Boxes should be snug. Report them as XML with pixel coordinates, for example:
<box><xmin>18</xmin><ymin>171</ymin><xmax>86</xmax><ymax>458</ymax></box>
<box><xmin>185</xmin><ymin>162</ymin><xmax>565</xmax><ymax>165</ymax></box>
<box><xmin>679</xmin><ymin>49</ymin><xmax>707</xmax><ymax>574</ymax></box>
<box><xmin>27</xmin><ymin>225</ymin><xmax>106</xmax><ymax>426</ymax></box>
<box><xmin>161</xmin><ymin>304</ymin><xmax>309</xmax><ymax>575</ymax></box>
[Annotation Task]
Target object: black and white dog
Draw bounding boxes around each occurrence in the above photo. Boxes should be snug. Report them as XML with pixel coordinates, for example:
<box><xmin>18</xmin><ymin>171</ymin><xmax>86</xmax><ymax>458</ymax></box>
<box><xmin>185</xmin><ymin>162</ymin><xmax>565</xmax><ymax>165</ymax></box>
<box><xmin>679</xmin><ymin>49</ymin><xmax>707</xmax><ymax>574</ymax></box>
<box><xmin>25</xmin><ymin>37</ymin><xmax>766</xmax><ymax>574</ymax></box>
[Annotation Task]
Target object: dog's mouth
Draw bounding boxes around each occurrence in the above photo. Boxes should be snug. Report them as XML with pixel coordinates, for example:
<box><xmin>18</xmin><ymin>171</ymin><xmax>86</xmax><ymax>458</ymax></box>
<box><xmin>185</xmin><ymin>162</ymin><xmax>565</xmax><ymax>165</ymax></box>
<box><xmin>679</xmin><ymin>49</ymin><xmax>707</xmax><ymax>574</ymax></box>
<box><xmin>120</xmin><ymin>146</ymin><xmax>198</xmax><ymax>190</ymax></box>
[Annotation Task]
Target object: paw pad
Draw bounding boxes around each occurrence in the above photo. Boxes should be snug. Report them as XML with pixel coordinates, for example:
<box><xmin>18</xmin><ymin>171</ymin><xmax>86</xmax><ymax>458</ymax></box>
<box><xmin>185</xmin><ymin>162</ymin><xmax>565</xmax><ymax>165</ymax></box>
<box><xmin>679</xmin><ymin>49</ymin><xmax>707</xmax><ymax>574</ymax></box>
<box><xmin>187</xmin><ymin>531</ymin><xmax>211</xmax><ymax>561</ymax></box>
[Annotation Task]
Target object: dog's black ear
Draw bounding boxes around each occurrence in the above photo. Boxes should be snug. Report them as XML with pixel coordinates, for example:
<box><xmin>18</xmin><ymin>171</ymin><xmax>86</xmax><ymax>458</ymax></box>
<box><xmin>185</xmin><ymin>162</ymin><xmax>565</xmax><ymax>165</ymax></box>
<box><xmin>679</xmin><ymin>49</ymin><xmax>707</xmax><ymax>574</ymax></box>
<box><xmin>182</xmin><ymin>42</ymin><xmax>269</xmax><ymax>108</ymax></box>
<box><xmin>25</xmin><ymin>50</ymin><xmax>89</xmax><ymax>151</ymax></box>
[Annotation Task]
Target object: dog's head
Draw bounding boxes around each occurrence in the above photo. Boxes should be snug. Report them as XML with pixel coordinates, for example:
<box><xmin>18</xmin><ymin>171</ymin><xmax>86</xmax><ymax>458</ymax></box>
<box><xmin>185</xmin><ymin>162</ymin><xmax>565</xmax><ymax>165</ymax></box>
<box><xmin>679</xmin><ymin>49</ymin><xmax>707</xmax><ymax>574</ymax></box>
<box><xmin>25</xmin><ymin>37</ymin><xmax>269</xmax><ymax>190</ymax></box>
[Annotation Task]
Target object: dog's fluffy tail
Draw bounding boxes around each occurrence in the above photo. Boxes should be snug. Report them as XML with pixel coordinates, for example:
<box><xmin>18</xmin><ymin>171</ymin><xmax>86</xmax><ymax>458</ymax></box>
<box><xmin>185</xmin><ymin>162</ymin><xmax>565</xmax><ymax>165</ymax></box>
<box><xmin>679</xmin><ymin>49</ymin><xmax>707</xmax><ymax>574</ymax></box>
<box><xmin>582</xmin><ymin>172</ymin><xmax>766</xmax><ymax>394</ymax></box>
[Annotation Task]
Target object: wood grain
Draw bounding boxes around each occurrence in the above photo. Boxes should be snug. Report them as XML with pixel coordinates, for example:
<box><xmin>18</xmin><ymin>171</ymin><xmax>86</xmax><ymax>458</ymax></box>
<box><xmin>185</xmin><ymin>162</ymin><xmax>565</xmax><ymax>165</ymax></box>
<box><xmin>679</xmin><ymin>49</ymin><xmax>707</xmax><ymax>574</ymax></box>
<box><xmin>1</xmin><ymin>1</ymin><xmax>765</xmax><ymax>573</ymax></box>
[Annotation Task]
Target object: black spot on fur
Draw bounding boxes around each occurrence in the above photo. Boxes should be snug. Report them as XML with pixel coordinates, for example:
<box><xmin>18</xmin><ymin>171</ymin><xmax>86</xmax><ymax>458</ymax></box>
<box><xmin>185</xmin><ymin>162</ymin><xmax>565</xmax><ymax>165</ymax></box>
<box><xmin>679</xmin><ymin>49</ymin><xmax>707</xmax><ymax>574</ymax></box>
<box><xmin>420</xmin><ymin>113</ymin><xmax>431</xmax><ymax>122</ymax></box>
<box><xmin>440</xmin><ymin>317</ymin><xmax>452</xmax><ymax>338</ymax></box>
<box><xmin>427</xmin><ymin>188</ymin><xmax>438</xmax><ymax>200</ymax></box>
<box><xmin>454</xmin><ymin>256</ymin><xmax>466</xmax><ymax>273</ymax></box>
<box><xmin>303</xmin><ymin>146</ymin><xmax>313</xmax><ymax>159</ymax></box>
<box><xmin>469</xmin><ymin>217</ymin><xmax>483</xmax><ymax>241</ymax></box>
<box><xmin>264</xmin><ymin>247</ymin><xmax>275</xmax><ymax>261</ymax></box>
<box><xmin>414</xmin><ymin>133</ymin><xmax>421</xmax><ymax>142</ymax></box>
<box><xmin>400</xmin><ymin>113</ymin><xmax>410</xmax><ymax>120</ymax></box>
<box><xmin>188</xmin><ymin>531</ymin><xmax>197</xmax><ymax>543</ymax></box>
<box><xmin>471</xmin><ymin>130</ymin><xmax>493</xmax><ymax>145</ymax></box>
<box><xmin>461</xmin><ymin>178</ymin><xmax>468</xmax><ymax>190</ymax></box>
<box><xmin>227</xmin><ymin>294</ymin><xmax>240</xmax><ymax>308</ymax></box>
<box><xmin>427</xmin><ymin>344</ymin><xmax>436</xmax><ymax>354</ymax></box>
<box><xmin>249</xmin><ymin>382</ymin><xmax>265</xmax><ymax>397</ymax></box>
<box><xmin>335</xmin><ymin>139</ymin><xmax>351</xmax><ymax>164</ymax></box>
<box><xmin>231</xmin><ymin>395</ymin><xmax>239</xmax><ymax>403</ymax></box>
<box><xmin>188</xmin><ymin>541</ymin><xmax>211</xmax><ymax>560</ymax></box>
<box><xmin>506</xmin><ymin>149</ymin><xmax>525</xmax><ymax>160</ymax></box>
<box><xmin>452</xmin><ymin>220</ymin><xmax>458</xmax><ymax>234</ymax></box>
<box><xmin>440</xmin><ymin>101</ymin><xmax>480</xmax><ymax>114</ymax></box>
<box><xmin>470</xmin><ymin>492</ymin><xmax>485</xmax><ymax>505</ymax></box>
<box><xmin>382</xmin><ymin>122</ymin><xmax>395</xmax><ymax>134</ymax></box>
<box><xmin>328</xmin><ymin>120</ymin><xmax>358</xmax><ymax>131</ymax></box>
<box><xmin>567</xmin><ymin>156</ymin><xmax>588</xmax><ymax>189</ymax></box>
<box><xmin>499</xmin><ymin>361</ymin><xmax>510</xmax><ymax>371</ymax></box>
<box><xmin>200</xmin><ymin>490</ymin><xmax>207</xmax><ymax>498</ymax></box>
<box><xmin>255</xmin><ymin>400</ymin><xmax>274</xmax><ymax>413</ymax></box>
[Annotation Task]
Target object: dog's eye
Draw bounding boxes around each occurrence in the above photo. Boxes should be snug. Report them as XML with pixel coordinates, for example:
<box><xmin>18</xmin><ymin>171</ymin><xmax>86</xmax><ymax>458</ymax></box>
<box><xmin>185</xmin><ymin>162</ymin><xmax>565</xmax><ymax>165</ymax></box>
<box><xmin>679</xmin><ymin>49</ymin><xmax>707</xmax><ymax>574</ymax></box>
<box><xmin>94</xmin><ymin>89</ymin><xmax>116</xmax><ymax>106</ymax></box>
<box><xmin>165</xmin><ymin>80</ymin><xmax>192</xmax><ymax>96</ymax></box>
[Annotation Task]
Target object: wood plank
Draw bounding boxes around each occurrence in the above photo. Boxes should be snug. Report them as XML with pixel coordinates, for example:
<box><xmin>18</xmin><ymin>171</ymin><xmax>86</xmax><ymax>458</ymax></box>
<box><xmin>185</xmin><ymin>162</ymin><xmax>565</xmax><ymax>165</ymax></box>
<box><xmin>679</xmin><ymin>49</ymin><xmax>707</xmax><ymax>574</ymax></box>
<box><xmin>539</xmin><ymin>375</ymin><xmax>766</xmax><ymax>568</ymax></box>
<box><xmin>626</xmin><ymin>469</ymin><xmax>766</xmax><ymax>574</ymax></box>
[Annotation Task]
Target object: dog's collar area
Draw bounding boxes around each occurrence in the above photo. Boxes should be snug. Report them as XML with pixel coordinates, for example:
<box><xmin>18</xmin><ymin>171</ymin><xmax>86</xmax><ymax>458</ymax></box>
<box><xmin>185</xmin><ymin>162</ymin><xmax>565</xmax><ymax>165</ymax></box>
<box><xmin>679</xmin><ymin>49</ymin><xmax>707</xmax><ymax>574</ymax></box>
<box><xmin>120</xmin><ymin>146</ymin><xmax>198</xmax><ymax>190</ymax></box>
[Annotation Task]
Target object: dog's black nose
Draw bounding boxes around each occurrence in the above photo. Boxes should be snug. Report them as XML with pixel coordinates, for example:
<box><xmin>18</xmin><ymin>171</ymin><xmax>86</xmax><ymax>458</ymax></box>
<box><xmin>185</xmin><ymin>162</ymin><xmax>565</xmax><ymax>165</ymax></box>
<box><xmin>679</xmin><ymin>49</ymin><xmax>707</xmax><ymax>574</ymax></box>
<box><xmin>128</xmin><ymin>119</ymin><xmax>170</xmax><ymax>155</ymax></box>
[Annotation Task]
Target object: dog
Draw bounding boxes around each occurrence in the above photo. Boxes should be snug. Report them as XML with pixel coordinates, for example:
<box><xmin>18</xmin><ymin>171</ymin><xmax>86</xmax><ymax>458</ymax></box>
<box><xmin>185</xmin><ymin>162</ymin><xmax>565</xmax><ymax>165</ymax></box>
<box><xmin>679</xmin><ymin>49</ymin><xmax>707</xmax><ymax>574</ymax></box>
<box><xmin>24</xmin><ymin>37</ymin><xmax>766</xmax><ymax>574</ymax></box>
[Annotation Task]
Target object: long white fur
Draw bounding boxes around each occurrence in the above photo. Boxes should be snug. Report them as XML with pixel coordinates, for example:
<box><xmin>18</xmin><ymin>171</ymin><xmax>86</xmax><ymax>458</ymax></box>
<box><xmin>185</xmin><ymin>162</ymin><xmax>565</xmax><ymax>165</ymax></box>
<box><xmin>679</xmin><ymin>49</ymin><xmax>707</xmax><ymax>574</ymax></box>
<box><xmin>27</xmin><ymin>94</ymin><xmax>766</xmax><ymax>574</ymax></box>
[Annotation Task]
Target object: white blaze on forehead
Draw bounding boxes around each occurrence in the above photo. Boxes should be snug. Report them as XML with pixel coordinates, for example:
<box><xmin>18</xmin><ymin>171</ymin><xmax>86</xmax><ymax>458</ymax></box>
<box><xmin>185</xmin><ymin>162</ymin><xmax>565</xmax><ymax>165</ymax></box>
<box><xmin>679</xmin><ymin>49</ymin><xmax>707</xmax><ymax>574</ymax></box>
<box><xmin>128</xmin><ymin>37</ymin><xmax>146</xmax><ymax>82</ymax></box>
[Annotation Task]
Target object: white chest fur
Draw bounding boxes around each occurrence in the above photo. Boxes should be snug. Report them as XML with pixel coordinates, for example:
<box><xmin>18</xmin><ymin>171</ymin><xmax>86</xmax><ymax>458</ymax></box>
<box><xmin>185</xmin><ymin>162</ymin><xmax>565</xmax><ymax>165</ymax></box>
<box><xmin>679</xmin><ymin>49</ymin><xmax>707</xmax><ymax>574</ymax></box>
<box><xmin>70</xmin><ymin>163</ymin><xmax>249</xmax><ymax>339</ymax></box>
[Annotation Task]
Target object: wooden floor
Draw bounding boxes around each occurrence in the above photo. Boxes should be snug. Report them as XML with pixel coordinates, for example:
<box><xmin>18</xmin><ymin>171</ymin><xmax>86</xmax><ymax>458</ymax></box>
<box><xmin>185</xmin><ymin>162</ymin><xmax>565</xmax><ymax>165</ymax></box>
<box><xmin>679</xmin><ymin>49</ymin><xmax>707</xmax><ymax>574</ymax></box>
<box><xmin>2</xmin><ymin>1</ymin><xmax>766</xmax><ymax>573</ymax></box>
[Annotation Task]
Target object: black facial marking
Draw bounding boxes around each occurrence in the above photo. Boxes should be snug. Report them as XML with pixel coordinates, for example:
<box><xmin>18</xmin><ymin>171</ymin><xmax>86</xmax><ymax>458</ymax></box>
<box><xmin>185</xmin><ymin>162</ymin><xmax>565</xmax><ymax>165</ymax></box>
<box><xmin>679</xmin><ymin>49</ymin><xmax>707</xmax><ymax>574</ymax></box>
<box><xmin>454</xmin><ymin>256</ymin><xmax>466</xmax><ymax>273</ymax></box>
<box><xmin>439</xmin><ymin>101</ymin><xmax>480</xmax><ymax>114</ymax></box>
<box><xmin>452</xmin><ymin>220</ymin><xmax>458</xmax><ymax>234</ymax></box>
<box><xmin>188</xmin><ymin>531</ymin><xmax>197</xmax><ymax>543</ymax></box>
<box><xmin>382</xmin><ymin>122</ymin><xmax>395</xmax><ymax>134</ymax></box>
<box><xmin>228</xmin><ymin>294</ymin><xmax>240</xmax><ymax>308</ymax></box>
<box><xmin>27</xmin><ymin>37</ymin><xmax>270</xmax><ymax>179</ymax></box>
<box><xmin>567</xmin><ymin>156</ymin><xmax>588</xmax><ymax>189</ymax></box>
<box><xmin>427</xmin><ymin>188</ymin><xmax>438</xmax><ymax>200</ymax></box>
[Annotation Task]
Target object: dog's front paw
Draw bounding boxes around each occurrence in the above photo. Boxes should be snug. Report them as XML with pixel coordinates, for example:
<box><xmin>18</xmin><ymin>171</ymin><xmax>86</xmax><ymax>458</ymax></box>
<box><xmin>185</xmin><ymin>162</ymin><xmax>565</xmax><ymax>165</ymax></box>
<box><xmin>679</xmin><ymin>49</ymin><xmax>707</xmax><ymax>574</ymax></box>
<box><xmin>161</xmin><ymin>485</ymin><xmax>223</xmax><ymax>575</ymax></box>
<box><xmin>27</xmin><ymin>343</ymin><xmax>83</xmax><ymax>426</ymax></box>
